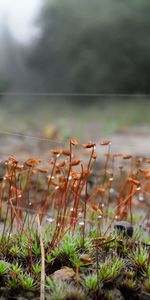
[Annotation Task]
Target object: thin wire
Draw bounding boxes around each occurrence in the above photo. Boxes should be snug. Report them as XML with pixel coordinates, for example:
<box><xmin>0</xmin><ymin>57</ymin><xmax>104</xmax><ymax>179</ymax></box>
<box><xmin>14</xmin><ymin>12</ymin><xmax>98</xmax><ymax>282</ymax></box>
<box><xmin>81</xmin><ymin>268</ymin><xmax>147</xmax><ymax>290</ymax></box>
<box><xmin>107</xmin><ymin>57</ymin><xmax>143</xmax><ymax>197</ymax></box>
<box><xmin>4</xmin><ymin>196</ymin><xmax>148</xmax><ymax>223</ymax></box>
<box><xmin>4</xmin><ymin>203</ymin><xmax>87</xmax><ymax>222</ymax></box>
<box><xmin>0</xmin><ymin>92</ymin><xmax>150</xmax><ymax>97</ymax></box>
<box><xmin>0</xmin><ymin>130</ymin><xmax>149</xmax><ymax>147</ymax></box>
<box><xmin>0</xmin><ymin>131</ymin><xmax>64</xmax><ymax>144</ymax></box>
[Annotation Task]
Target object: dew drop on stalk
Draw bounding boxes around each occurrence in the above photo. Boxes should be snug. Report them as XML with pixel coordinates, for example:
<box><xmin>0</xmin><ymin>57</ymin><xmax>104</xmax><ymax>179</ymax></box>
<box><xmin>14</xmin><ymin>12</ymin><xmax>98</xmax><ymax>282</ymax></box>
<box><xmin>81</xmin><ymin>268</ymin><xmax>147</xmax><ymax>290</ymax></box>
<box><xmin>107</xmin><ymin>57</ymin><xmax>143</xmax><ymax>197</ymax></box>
<box><xmin>98</xmin><ymin>215</ymin><xmax>102</xmax><ymax>219</ymax></box>
<box><xmin>55</xmin><ymin>186</ymin><xmax>59</xmax><ymax>190</ymax></box>
<box><xmin>69</xmin><ymin>175</ymin><xmax>72</xmax><ymax>180</ymax></box>
<box><xmin>136</xmin><ymin>186</ymin><xmax>141</xmax><ymax>191</ymax></box>
<box><xmin>70</xmin><ymin>207</ymin><xmax>74</xmax><ymax>212</ymax></box>
<box><xmin>109</xmin><ymin>177</ymin><xmax>113</xmax><ymax>182</ymax></box>
<box><xmin>78</xmin><ymin>212</ymin><xmax>83</xmax><ymax>217</ymax></box>
<box><xmin>46</xmin><ymin>217</ymin><xmax>54</xmax><ymax>223</ymax></box>
<box><xmin>115</xmin><ymin>215</ymin><xmax>119</xmax><ymax>220</ymax></box>
<box><xmin>78</xmin><ymin>221</ymin><xmax>85</xmax><ymax>226</ymax></box>
<box><xmin>56</xmin><ymin>154</ymin><xmax>60</xmax><ymax>158</ymax></box>
<box><xmin>138</xmin><ymin>193</ymin><xmax>144</xmax><ymax>202</ymax></box>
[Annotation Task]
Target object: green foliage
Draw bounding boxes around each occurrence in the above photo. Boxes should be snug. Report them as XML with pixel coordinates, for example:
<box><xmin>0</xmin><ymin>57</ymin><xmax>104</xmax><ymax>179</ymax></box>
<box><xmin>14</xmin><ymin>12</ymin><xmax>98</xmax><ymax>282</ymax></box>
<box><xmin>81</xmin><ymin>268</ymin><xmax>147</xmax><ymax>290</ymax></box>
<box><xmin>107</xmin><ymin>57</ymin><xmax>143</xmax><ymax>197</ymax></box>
<box><xmin>20</xmin><ymin>234</ymin><xmax>29</xmax><ymax>249</ymax></box>
<box><xmin>61</xmin><ymin>234</ymin><xmax>77</xmax><ymax>257</ymax></box>
<box><xmin>20</xmin><ymin>273</ymin><xmax>37</xmax><ymax>291</ymax></box>
<box><xmin>129</xmin><ymin>246</ymin><xmax>149</xmax><ymax>268</ymax></box>
<box><xmin>46</xmin><ymin>281</ymin><xmax>86</xmax><ymax>300</ymax></box>
<box><xmin>121</xmin><ymin>278</ymin><xmax>138</xmax><ymax>291</ymax></box>
<box><xmin>0</xmin><ymin>236</ymin><xmax>10</xmax><ymax>256</ymax></box>
<box><xmin>125</xmin><ymin>270</ymin><xmax>135</xmax><ymax>279</ymax></box>
<box><xmin>22</xmin><ymin>247</ymin><xmax>29</xmax><ymax>258</ymax></box>
<box><xmin>46</xmin><ymin>253</ymin><xmax>53</xmax><ymax>264</ymax></box>
<box><xmin>69</xmin><ymin>253</ymin><xmax>81</xmax><ymax>269</ymax></box>
<box><xmin>51</xmin><ymin>247</ymin><xmax>61</xmax><ymax>258</ymax></box>
<box><xmin>32</xmin><ymin>263</ymin><xmax>41</xmax><ymax>275</ymax></box>
<box><xmin>144</xmin><ymin>278</ymin><xmax>150</xmax><ymax>293</ymax></box>
<box><xmin>99</xmin><ymin>258</ymin><xmax>124</xmax><ymax>282</ymax></box>
<box><xmin>11</xmin><ymin>262</ymin><xmax>22</xmax><ymax>274</ymax></box>
<box><xmin>32</xmin><ymin>242</ymin><xmax>41</xmax><ymax>256</ymax></box>
<box><xmin>46</xmin><ymin>277</ymin><xmax>55</xmax><ymax>289</ymax></box>
<box><xmin>7</xmin><ymin>277</ymin><xmax>20</xmax><ymax>289</ymax></box>
<box><xmin>9</xmin><ymin>245</ymin><xmax>20</xmax><ymax>257</ymax></box>
<box><xmin>147</xmin><ymin>266</ymin><xmax>150</xmax><ymax>277</ymax></box>
<box><xmin>0</xmin><ymin>261</ymin><xmax>10</xmax><ymax>276</ymax></box>
<box><xmin>46</xmin><ymin>278</ymin><xmax>66</xmax><ymax>300</ymax></box>
<box><xmin>83</xmin><ymin>273</ymin><xmax>98</xmax><ymax>291</ymax></box>
<box><xmin>7</xmin><ymin>263</ymin><xmax>22</xmax><ymax>290</ymax></box>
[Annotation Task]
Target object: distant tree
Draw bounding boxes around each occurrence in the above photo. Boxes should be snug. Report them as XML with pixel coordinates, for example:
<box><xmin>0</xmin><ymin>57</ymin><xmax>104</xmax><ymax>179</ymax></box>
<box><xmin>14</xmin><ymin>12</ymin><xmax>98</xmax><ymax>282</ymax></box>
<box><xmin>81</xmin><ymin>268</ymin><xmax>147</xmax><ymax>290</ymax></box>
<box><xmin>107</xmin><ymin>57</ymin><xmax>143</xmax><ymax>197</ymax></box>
<box><xmin>0</xmin><ymin>25</ymin><xmax>34</xmax><ymax>97</ymax></box>
<box><xmin>28</xmin><ymin>0</ymin><xmax>150</xmax><ymax>102</ymax></box>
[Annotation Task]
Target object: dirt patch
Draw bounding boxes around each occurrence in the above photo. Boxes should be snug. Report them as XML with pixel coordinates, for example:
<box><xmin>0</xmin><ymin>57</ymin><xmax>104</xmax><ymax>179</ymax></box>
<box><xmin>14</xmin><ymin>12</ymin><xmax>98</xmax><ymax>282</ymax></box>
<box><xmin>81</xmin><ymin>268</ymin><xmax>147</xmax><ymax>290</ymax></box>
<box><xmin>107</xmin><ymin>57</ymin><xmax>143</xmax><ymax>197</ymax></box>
<box><xmin>0</xmin><ymin>126</ymin><xmax>150</xmax><ymax>161</ymax></box>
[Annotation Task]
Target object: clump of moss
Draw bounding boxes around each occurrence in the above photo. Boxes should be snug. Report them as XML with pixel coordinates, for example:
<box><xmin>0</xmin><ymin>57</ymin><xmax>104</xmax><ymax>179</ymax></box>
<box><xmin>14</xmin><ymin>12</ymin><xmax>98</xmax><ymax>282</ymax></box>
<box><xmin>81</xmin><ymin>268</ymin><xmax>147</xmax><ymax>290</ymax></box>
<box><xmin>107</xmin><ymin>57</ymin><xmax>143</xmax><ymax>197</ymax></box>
<box><xmin>0</xmin><ymin>139</ymin><xmax>149</xmax><ymax>299</ymax></box>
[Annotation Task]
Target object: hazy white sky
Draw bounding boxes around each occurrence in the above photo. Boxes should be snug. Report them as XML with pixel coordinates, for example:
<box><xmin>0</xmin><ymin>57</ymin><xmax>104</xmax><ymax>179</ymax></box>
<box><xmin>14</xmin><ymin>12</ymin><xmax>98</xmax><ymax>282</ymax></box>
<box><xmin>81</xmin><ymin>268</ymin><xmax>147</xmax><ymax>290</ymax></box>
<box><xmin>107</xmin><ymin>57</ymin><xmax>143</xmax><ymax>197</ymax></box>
<box><xmin>0</xmin><ymin>0</ymin><xmax>42</xmax><ymax>43</ymax></box>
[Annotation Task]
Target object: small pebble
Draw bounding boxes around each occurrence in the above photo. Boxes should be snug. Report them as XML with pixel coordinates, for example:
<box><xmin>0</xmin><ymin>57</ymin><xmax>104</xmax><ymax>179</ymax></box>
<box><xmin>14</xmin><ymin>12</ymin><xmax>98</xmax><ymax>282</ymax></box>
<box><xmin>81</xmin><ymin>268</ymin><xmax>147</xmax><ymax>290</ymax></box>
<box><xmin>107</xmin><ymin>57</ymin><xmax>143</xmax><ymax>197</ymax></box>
<box><xmin>114</xmin><ymin>221</ymin><xmax>133</xmax><ymax>237</ymax></box>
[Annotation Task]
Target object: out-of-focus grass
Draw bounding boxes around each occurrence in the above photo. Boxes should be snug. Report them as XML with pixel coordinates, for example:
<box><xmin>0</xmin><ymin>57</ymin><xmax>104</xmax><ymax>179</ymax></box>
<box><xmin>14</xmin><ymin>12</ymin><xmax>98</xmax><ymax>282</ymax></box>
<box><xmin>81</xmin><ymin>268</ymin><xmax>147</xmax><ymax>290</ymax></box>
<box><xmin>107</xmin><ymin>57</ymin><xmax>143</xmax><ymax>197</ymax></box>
<box><xmin>72</xmin><ymin>98</ymin><xmax>150</xmax><ymax>129</ymax></box>
<box><xmin>0</xmin><ymin>97</ymin><xmax>150</xmax><ymax>136</ymax></box>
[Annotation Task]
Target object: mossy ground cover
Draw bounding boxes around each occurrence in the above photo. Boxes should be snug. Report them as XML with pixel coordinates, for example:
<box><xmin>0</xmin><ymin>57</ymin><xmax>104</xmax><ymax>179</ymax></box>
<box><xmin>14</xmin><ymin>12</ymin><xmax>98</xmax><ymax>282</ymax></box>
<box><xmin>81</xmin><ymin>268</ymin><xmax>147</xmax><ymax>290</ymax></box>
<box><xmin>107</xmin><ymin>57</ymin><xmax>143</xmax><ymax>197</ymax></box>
<box><xmin>0</xmin><ymin>138</ymin><xmax>149</xmax><ymax>300</ymax></box>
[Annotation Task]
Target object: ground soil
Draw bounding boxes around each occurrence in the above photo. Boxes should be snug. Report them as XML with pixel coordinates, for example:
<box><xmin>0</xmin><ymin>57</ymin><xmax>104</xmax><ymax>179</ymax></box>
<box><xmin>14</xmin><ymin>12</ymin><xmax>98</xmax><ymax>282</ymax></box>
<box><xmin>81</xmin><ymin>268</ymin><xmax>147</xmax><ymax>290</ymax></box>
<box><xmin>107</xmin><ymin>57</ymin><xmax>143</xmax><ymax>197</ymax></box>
<box><xmin>0</xmin><ymin>125</ymin><xmax>150</xmax><ymax>161</ymax></box>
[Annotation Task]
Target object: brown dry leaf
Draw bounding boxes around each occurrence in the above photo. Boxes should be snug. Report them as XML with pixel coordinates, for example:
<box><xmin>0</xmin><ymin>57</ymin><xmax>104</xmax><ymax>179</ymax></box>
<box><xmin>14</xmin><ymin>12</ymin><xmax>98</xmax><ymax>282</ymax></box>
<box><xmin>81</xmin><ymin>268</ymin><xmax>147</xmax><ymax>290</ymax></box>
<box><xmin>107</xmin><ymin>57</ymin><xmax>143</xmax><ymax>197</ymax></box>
<box><xmin>51</xmin><ymin>267</ymin><xmax>75</xmax><ymax>281</ymax></box>
<box><xmin>79</xmin><ymin>254</ymin><xmax>93</xmax><ymax>264</ymax></box>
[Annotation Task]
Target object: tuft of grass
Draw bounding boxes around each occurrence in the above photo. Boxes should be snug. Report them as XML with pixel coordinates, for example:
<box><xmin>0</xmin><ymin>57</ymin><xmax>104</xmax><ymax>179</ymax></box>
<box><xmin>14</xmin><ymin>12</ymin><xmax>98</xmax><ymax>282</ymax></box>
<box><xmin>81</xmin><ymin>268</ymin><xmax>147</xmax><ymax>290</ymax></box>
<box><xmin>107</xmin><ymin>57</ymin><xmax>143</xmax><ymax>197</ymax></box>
<box><xmin>20</xmin><ymin>273</ymin><xmax>38</xmax><ymax>291</ymax></box>
<box><xmin>129</xmin><ymin>246</ymin><xmax>149</xmax><ymax>269</ymax></box>
<box><xmin>0</xmin><ymin>261</ymin><xmax>10</xmax><ymax>276</ymax></box>
<box><xmin>99</xmin><ymin>257</ymin><xmax>124</xmax><ymax>283</ymax></box>
<box><xmin>83</xmin><ymin>273</ymin><xmax>98</xmax><ymax>291</ymax></box>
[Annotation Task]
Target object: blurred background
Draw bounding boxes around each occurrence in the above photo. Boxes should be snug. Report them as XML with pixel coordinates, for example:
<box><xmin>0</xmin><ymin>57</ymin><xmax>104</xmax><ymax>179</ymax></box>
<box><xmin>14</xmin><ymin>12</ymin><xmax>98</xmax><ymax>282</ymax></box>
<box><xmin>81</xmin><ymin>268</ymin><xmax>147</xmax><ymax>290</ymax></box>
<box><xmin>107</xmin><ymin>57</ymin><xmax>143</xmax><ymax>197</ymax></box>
<box><xmin>1</xmin><ymin>0</ymin><xmax>150</xmax><ymax>158</ymax></box>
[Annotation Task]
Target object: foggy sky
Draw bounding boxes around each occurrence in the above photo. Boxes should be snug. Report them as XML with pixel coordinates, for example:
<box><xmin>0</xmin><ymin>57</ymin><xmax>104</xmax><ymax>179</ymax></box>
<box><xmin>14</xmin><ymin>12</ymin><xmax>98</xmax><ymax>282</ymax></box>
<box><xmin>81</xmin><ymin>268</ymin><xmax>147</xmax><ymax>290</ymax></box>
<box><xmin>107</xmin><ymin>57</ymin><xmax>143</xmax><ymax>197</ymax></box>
<box><xmin>0</xmin><ymin>0</ymin><xmax>42</xmax><ymax>43</ymax></box>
